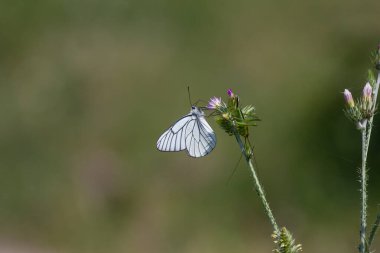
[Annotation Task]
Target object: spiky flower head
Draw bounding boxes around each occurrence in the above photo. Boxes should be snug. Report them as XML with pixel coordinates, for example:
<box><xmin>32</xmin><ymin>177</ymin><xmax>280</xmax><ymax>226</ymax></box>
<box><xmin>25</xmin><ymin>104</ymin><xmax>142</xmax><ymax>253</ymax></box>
<box><xmin>343</xmin><ymin>82</ymin><xmax>375</xmax><ymax>130</ymax></box>
<box><xmin>209</xmin><ymin>90</ymin><xmax>260</xmax><ymax>140</ymax></box>
<box><xmin>208</xmin><ymin>89</ymin><xmax>259</xmax><ymax>159</ymax></box>
<box><xmin>272</xmin><ymin>227</ymin><xmax>302</xmax><ymax>253</ymax></box>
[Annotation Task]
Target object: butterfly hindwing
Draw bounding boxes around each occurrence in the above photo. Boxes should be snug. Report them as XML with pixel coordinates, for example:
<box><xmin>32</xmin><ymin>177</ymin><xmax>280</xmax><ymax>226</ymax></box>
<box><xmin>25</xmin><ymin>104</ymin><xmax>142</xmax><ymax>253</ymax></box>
<box><xmin>185</xmin><ymin>116</ymin><xmax>216</xmax><ymax>157</ymax></box>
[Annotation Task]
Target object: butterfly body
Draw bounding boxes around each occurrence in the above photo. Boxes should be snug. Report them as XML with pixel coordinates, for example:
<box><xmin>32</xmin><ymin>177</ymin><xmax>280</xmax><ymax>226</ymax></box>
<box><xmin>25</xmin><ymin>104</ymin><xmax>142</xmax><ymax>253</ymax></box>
<box><xmin>157</xmin><ymin>106</ymin><xmax>216</xmax><ymax>157</ymax></box>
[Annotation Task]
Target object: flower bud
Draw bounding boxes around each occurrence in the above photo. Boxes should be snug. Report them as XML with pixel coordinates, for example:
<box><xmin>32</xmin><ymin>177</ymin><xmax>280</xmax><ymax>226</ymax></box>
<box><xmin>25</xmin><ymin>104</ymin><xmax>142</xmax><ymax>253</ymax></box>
<box><xmin>343</xmin><ymin>89</ymin><xmax>355</xmax><ymax>108</ymax></box>
<box><xmin>227</xmin><ymin>89</ymin><xmax>234</xmax><ymax>98</ymax></box>
<box><xmin>363</xmin><ymin>82</ymin><xmax>372</xmax><ymax>102</ymax></box>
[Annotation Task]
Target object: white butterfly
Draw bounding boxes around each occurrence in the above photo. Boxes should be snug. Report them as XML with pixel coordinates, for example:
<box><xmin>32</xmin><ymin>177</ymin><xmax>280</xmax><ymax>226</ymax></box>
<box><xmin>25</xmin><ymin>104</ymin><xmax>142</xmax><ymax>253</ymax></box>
<box><xmin>157</xmin><ymin>106</ymin><xmax>216</xmax><ymax>157</ymax></box>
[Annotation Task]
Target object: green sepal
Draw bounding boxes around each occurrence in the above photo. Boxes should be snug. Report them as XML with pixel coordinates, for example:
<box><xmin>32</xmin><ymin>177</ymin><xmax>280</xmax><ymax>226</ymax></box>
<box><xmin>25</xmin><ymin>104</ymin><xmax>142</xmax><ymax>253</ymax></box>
<box><xmin>368</xmin><ymin>69</ymin><xmax>376</xmax><ymax>86</ymax></box>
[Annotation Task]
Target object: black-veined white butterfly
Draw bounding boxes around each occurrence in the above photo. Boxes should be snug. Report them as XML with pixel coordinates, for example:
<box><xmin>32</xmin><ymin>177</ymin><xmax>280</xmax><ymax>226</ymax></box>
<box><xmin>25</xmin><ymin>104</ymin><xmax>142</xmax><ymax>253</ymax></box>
<box><xmin>157</xmin><ymin>106</ymin><xmax>216</xmax><ymax>157</ymax></box>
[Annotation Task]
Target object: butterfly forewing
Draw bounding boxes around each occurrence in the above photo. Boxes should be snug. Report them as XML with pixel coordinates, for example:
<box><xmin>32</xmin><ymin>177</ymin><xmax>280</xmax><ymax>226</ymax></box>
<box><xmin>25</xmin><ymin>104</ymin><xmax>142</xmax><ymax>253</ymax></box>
<box><xmin>171</xmin><ymin>116</ymin><xmax>192</xmax><ymax>133</ymax></box>
<box><xmin>157</xmin><ymin>107</ymin><xmax>216</xmax><ymax>157</ymax></box>
<box><xmin>157</xmin><ymin>116</ymin><xmax>190</xmax><ymax>152</ymax></box>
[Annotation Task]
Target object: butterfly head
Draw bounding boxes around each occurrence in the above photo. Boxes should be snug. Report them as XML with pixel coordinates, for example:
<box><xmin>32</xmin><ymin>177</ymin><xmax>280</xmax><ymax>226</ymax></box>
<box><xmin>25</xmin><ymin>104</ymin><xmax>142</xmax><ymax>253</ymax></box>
<box><xmin>190</xmin><ymin>106</ymin><xmax>204</xmax><ymax>116</ymax></box>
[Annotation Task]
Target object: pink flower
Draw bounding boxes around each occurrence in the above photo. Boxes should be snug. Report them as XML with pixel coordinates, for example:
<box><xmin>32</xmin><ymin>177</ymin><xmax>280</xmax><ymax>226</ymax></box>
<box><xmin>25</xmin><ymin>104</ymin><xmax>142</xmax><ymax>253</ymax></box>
<box><xmin>343</xmin><ymin>89</ymin><xmax>355</xmax><ymax>108</ymax></box>
<box><xmin>207</xmin><ymin>97</ymin><xmax>222</xmax><ymax>109</ymax></box>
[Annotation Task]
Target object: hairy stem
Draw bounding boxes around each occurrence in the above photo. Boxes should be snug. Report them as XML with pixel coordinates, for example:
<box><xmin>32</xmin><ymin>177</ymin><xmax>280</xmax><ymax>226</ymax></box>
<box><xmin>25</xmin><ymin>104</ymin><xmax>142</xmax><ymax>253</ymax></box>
<box><xmin>360</xmin><ymin>129</ymin><xmax>368</xmax><ymax>253</ymax></box>
<box><xmin>359</xmin><ymin>72</ymin><xmax>380</xmax><ymax>253</ymax></box>
<box><xmin>233</xmin><ymin>129</ymin><xmax>280</xmax><ymax>234</ymax></box>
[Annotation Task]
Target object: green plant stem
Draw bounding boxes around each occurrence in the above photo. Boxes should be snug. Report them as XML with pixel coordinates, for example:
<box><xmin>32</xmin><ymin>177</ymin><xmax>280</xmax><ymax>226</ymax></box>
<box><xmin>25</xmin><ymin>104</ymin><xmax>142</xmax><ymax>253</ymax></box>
<box><xmin>360</xmin><ymin>129</ymin><xmax>368</xmax><ymax>253</ymax></box>
<box><xmin>232</xmin><ymin>128</ymin><xmax>280</xmax><ymax>234</ymax></box>
<box><xmin>359</xmin><ymin>72</ymin><xmax>380</xmax><ymax>253</ymax></box>
<box><xmin>368</xmin><ymin>213</ymin><xmax>380</xmax><ymax>248</ymax></box>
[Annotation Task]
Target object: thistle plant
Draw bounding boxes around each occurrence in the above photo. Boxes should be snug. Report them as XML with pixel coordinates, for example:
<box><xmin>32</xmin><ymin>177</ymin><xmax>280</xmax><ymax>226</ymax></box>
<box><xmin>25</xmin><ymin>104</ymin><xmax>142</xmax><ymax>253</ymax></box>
<box><xmin>343</xmin><ymin>44</ymin><xmax>380</xmax><ymax>253</ymax></box>
<box><xmin>207</xmin><ymin>89</ymin><xmax>302</xmax><ymax>252</ymax></box>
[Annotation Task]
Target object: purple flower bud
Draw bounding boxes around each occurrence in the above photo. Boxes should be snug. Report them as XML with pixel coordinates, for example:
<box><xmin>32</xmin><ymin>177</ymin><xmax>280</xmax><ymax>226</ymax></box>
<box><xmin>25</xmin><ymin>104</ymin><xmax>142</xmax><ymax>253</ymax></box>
<box><xmin>343</xmin><ymin>89</ymin><xmax>355</xmax><ymax>108</ymax></box>
<box><xmin>363</xmin><ymin>82</ymin><xmax>372</xmax><ymax>102</ymax></box>
<box><xmin>227</xmin><ymin>89</ymin><xmax>234</xmax><ymax>98</ymax></box>
<box><xmin>207</xmin><ymin>97</ymin><xmax>222</xmax><ymax>109</ymax></box>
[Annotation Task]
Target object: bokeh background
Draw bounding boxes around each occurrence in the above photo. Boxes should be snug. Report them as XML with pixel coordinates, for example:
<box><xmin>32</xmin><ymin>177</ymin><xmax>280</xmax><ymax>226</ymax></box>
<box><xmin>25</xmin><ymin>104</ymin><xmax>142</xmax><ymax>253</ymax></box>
<box><xmin>1</xmin><ymin>0</ymin><xmax>380</xmax><ymax>252</ymax></box>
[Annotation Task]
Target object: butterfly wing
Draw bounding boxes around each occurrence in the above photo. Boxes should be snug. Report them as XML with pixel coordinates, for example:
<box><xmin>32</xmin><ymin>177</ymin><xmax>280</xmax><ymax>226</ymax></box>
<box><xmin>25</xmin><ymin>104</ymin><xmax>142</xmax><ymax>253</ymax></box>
<box><xmin>157</xmin><ymin>115</ymin><xmax>193</xmax><ymax>152</ymax></box>
<box><xmin>157</xmin><ymin>107</ymin><xmax>216</xmax><ymax>157</ymax></box>
<box><xmin>185</xmin><ymin>115</ymin><xmax>216</xmax><ymax>158</ymax></box>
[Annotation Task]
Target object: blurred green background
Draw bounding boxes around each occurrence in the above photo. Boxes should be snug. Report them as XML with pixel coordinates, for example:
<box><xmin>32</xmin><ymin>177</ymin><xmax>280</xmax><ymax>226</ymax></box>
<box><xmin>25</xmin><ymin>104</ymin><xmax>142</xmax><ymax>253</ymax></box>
<box><xmin>1</xmin><ymin>0</ymin><xmax>380</xmax><ymax>252</ymax></box>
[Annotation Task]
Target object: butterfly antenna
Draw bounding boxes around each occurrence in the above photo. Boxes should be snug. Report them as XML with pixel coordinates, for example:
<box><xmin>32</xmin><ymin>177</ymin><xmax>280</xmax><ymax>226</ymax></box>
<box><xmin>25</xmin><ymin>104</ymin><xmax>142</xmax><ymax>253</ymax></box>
<box><xmin>187</xmin><ymin>86</ymin><xmax>192</xmax><ymax>106</ymax></box>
